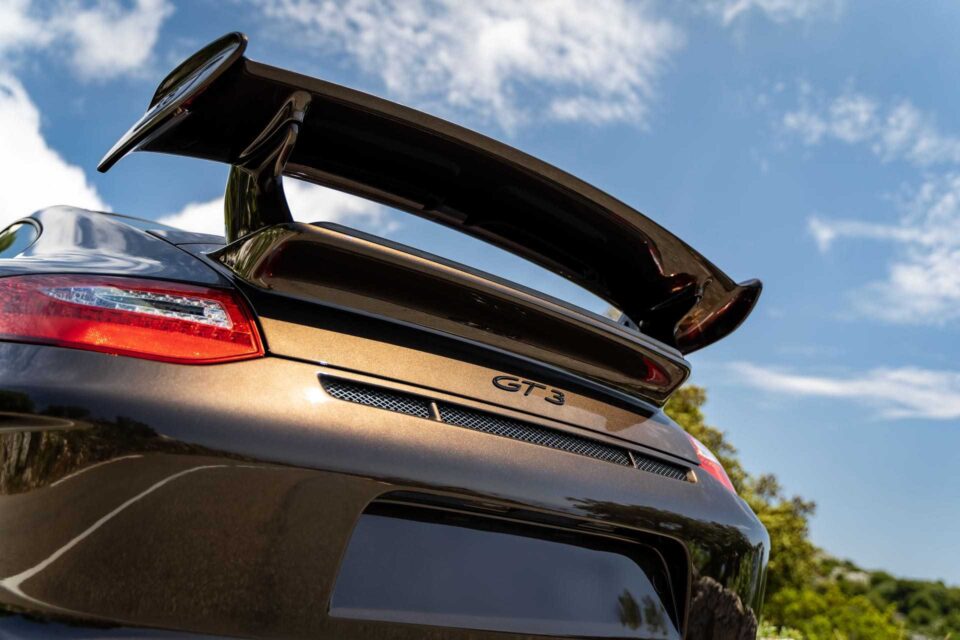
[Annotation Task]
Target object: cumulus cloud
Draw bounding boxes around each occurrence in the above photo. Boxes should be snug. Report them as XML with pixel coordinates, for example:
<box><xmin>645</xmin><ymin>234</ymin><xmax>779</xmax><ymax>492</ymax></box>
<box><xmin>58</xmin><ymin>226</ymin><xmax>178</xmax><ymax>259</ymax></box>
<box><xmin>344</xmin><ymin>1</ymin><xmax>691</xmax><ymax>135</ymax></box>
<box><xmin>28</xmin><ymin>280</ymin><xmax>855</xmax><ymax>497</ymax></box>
<box><xmin>0</xmin><ymin>0</ymin><xmax>50</xmax><ymax>56</ymax></box>
<box><xmin>156</xmin><ymin>198</ymin><xmax>225</xmax><ymax>237</ymax></box>
<box><xmin>782</xmin><ymin>89</ymin><xmax>960</xmax><ymax>166</ymax></box>
<box><xmin>0</xmin><ymin>0</ymin><xmax>175</xmax><ymax>229</ymax></box>
<box><xmin>703</xmin><ymin>0</ymin><xmax>842</xmax><ymax>25</ymax></box>
<box><xmin>0</xmin><ymin>73</ymin><xmax>106</xmax><ymax>225</ymax></box>
<box><xmin>731</xmin><ymin>361</ymin><xmax>960</xmax><ymax>420</ymax></box>
<box><xmin>807</xmin><ymin>216</ymin><xmax>925</xmax><ymax>253</ymax></box>
<box><xmin>806</xmin><ymin>175</ymin><xmax>960</xmax><ymax>325</ymax></box>
<box><xmin>54</xmin><ymin>0</ymin><xmax>174</xmax><ymax>79</ymax></box>
<box><xmin>0</xmin><ymin>0</ymin><xmax>173</xmax><ymax>80</ymax></box>
<box><xmin>158</xmin><ymin>179</ymin><xmax>397</xmax><ymax>237</ymax></box>
<box><xmin>774</xmin><ymin>86</ymin><xmax>960</xmax><ymax>324</ymax></box>
<box><xmin>251</xmin><ymin>0</ymin><xmax>684</xmax><ymax>130</ymax></box>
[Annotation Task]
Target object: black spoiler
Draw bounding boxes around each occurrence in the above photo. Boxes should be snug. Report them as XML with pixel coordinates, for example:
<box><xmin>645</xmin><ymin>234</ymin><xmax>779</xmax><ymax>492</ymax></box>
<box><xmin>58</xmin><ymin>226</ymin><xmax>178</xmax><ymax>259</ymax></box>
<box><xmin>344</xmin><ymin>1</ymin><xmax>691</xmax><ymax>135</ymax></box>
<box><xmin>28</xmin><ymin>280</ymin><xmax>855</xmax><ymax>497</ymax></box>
<box><xmin>98</xmin><ymin>32</ymin><xmax>760</xmax><ymax>354</ymax></box>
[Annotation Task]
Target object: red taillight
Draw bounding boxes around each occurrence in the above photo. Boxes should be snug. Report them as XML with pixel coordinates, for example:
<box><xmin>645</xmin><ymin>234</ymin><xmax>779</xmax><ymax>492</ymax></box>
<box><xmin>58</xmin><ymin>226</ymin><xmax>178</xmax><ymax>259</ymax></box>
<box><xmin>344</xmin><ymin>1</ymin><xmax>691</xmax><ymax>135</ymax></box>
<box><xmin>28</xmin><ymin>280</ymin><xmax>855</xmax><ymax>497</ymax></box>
<box><xmin>687</xmin><ymin>433</ymin><xmax>736</xmax><ymax>494</ymax></box>
<box><xmin>0</xmin><ymin>275</ymin><xmax>264</xmax><ymax>364</ymax></box>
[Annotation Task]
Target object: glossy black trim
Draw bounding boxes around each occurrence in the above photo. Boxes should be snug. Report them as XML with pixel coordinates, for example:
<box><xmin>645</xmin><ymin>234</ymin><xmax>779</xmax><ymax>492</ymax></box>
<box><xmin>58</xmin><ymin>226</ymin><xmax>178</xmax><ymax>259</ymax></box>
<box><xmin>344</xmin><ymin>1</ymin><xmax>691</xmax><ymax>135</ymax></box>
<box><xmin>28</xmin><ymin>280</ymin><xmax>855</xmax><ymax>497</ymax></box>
<box><xmin>331</xmin><ymin>502</ymin><xmax>682</xmax><ymax>638</ymax></box>
<box><xmin>223</xmin><ymin>90</ymin><xmax>310</xmax><ymax>242</ymax></box>
<box><xmin>97</xmin><ymin>33</ymin><xmax>247</xmax><ymax>173</ymax></box>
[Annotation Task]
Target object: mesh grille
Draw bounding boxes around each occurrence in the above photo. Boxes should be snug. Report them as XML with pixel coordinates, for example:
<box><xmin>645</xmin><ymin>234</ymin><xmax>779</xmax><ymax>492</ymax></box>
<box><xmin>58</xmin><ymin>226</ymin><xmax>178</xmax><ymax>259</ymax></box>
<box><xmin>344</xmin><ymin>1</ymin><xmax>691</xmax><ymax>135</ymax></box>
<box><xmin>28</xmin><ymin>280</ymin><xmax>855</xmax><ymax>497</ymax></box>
<box><xmin>437</xmin><ymin>403</ymin><xmax>633</xmax><ymax>467</ymax></box>
<box><xmin>631</xmin><ymin>452</ymin><xmax>690</xmax><ymax>481</ymax></box>
<box><xmin>322</xmin><ymin>378</ymin><xmax>432</xmax><ymax>419</ymax></box>
<box><xmin>320</xmin><ymin>377</ymin><xmax>689</xmax><ymax>481</ymax></box>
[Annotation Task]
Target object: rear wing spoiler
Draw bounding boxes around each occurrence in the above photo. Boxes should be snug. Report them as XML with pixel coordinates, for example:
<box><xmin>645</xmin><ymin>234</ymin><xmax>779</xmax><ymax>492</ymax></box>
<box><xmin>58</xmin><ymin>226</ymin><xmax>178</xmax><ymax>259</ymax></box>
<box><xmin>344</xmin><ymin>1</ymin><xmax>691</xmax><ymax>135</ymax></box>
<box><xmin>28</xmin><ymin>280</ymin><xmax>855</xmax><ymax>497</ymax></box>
<box><xmin>98</xmin><ymin>32</ymin><xmax>760</xmax><ymax>354</ymax></box>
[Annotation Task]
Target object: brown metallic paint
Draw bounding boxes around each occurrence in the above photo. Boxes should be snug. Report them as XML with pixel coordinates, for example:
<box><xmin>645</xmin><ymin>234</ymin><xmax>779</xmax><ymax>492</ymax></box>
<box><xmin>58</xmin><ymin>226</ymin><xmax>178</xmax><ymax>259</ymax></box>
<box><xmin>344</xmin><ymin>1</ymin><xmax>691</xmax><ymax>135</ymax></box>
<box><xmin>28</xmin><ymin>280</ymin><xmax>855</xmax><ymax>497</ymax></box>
<box><xmin>213</xmin><ymin>220</ymin><xmax>690</xmax><ymax>405</ymax></box>
<box><xmin>261</xmin><ymin>317</ymin><xmax>697</xmax><ymax>465</ymax></box>
<box><xmin>0</xmin><ymin>343</ymin><xmax>767</xmax><ymax>639</ymax></box>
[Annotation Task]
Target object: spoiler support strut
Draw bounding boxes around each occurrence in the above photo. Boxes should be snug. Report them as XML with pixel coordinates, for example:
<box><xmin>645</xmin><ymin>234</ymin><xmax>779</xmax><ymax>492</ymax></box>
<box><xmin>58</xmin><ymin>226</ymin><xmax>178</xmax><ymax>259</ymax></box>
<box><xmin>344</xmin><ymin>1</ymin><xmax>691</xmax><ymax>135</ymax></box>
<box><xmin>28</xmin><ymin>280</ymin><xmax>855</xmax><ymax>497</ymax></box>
<box><xmin>225</xmin><ymin>90</ymin><xmax>311</xmax><ymax>242</ymax></box>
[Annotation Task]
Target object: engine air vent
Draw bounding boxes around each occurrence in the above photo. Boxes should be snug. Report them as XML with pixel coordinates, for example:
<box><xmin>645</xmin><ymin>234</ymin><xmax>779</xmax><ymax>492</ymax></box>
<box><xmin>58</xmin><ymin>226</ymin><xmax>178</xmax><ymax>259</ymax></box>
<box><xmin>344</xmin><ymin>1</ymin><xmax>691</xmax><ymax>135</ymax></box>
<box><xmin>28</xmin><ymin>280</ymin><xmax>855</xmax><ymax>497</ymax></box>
<box><xmin>320</xmin><ymin>377</ymin><xmax>690</xmax><ymax>482</ymax></box>
<box><xmin>322</xmin><ymin>377</ymin><xmax>432</xmax><ymax>419</ymax></box>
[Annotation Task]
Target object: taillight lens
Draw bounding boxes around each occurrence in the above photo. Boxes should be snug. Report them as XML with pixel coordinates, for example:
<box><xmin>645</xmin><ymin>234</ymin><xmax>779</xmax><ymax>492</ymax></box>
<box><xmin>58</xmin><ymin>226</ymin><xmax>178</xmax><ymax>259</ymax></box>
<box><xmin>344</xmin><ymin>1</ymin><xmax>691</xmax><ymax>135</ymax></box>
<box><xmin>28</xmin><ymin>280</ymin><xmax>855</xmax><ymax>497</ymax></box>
<box><xmin>0</xmin><ymin>275</ymin><xmax>263</xmax><ymax>364</ymax></box>
<box><xmin>687</xmin><ymin>433</ymin><xmax>736</xmax><ymax>494</ymax></box>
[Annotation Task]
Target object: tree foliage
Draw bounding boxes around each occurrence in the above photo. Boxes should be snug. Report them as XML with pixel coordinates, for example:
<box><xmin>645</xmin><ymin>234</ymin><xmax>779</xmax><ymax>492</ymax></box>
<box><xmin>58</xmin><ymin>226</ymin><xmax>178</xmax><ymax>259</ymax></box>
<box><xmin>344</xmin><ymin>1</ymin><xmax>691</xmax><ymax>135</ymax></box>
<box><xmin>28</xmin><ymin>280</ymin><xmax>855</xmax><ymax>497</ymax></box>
<box><xmin>664</xmin><ymin>386</ymin><xmax>954</xmax><ymax>640</ymax></box>
<box><xmin>766</xmin><ymin>585</ymin><xmax>903</xmax><ymax>640</ymax></box>
<box><xmin>665</xmin><ymin>387</ymin><xmax>817</xmax><ymax>600</ymax></box>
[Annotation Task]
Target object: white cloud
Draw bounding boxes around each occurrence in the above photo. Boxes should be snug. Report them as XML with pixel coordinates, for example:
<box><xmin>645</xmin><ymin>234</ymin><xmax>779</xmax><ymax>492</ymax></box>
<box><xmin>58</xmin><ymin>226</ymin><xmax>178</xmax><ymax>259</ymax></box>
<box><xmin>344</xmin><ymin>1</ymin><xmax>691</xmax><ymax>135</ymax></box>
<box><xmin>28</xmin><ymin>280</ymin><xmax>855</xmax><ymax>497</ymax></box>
<box><xmin>731</xmin><ymin>361</ymin><xmax>960</xmax><ymax>420</ymax></box>
<box><xmin>0</xmin><ymin>0</ymin><xmax>50</xmax><ymax>56</ymax></box>
<box><xmin>0</xmin><ymin>72</ymin><xmax>106</xmax><ymax>225</ymax></box>
<box><xmin>252</xmin><ymin>0</ymin><xmax>684</xmax><ymax>130</ymax></box>
<box><xmin>782</xmin><ymin>89</ymin><xmax>960</xmax><ymax>166</ymax></box>
<box><xmin>807</xmin><ymin>216</ymin><xmax>926</xmax><ymax>253</ymax></box>
<box><xmin>778</xmin><ymin>87</ymin><xmax>960</xmax><ymax>324</ymax></box>
<box><xmin>810</xmin><ymin>174</ymin><xmax>960</xmax><ymax>324</ymax></box>
<box><xmin>156</xmin><ymin>198</ymin><xmax>224</xmax><ymax>237</ymax></box>
<box><xmin>0</xmin><ymin>0</ymin><xmax>175</xmax><ymax>227</ymax></box>
<box><xmin>158</xmin><ymin>179</ymin><xmax>397</xmax><ymax>237</ymax></box>
<box><xmin>0</xmin><ymin>0</ymin><xmax>173</xmax><ymax>79</ymax></box>
<box><xmin>703</xmin><ymin>0</ymin><xmax>842</xmax><ymax>26</ymax></box>
<box><xmin>54</xmin><ymin>0</ymin><xmax>174</xmax><ymax>79</ymax></box>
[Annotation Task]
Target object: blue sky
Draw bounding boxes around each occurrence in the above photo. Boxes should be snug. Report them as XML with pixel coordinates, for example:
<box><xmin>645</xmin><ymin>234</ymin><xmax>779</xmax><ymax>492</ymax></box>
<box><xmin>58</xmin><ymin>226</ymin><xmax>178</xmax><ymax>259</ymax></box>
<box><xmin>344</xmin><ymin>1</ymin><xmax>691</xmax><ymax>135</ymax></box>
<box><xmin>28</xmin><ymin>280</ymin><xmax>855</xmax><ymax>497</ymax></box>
<box><xmin>1</xmin><ymin>0</ymin><xmax>958</xmax><ymax>583</ymax></box>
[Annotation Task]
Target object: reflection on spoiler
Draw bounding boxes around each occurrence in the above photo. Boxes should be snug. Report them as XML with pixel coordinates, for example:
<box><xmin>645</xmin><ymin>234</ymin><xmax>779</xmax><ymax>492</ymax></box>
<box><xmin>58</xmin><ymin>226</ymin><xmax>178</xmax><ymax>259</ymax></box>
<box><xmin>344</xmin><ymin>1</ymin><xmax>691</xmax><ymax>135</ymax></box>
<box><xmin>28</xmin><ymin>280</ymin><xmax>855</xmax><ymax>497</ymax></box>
<box><xmin>98</xmin><ymin>32</ymin><xmax>760</xmax><ymax>354</ymax></box>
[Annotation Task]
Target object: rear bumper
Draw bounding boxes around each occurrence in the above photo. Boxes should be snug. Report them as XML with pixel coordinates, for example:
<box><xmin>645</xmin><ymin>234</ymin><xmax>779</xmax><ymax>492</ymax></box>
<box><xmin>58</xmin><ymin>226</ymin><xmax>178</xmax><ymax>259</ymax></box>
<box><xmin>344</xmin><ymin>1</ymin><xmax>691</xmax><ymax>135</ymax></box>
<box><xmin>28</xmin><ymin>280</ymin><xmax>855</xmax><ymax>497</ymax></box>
<box><xmin>0</xmin><ymin>343</ymin><xmax>767</xmax><ymax>639</ymax></box>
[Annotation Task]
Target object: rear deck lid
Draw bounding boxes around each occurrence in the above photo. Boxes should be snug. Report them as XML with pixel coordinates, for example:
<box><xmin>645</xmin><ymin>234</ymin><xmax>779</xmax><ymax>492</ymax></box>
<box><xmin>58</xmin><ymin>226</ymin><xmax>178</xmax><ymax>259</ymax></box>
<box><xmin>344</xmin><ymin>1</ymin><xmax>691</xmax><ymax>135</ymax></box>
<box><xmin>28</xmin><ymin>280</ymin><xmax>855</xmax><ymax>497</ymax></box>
<box><xmin>216</xmin><ymin>221</ymin><xmax>691</xmax><ymax>406</ymax></box>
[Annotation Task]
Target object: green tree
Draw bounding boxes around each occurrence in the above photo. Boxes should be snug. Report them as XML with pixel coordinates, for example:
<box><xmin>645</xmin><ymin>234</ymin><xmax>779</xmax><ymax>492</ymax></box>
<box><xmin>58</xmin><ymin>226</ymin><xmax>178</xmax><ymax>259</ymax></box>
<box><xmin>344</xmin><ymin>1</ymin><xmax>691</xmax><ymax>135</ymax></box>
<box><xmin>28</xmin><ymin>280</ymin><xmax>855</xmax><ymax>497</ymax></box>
<box><xmin>665</xmin><ymin>387</ymin><xmax>816</xmax><ymax>599</ymax></box>
<box><xmin>665</xmin><ymin>386</ymin><xmax>906</xmax><ymax>639</ymax></box>
<box><xmin>767</xmin><ymin>586</ymin><xmax>904</xmax><ymax>640</ymax></box>
<box><xmin>743</xmin><ymin>474</ymin><xmax>817</xmax><ymax>603</ymax></box>
<box><xmin>665</xmin><ymin>386</ymin><xmax>746</xmax><ymax>491</ymax></box>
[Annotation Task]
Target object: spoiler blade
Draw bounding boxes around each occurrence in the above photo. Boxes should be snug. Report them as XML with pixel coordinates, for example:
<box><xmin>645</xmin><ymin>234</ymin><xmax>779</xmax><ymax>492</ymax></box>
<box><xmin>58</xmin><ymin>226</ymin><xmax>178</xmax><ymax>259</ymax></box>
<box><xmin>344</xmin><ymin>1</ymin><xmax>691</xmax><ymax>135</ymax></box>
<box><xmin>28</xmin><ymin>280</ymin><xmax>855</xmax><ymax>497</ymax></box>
<box><xmin>98</xmin><ymin>32</ymin><xmax>760</xmax><ymax>354</ymax></box>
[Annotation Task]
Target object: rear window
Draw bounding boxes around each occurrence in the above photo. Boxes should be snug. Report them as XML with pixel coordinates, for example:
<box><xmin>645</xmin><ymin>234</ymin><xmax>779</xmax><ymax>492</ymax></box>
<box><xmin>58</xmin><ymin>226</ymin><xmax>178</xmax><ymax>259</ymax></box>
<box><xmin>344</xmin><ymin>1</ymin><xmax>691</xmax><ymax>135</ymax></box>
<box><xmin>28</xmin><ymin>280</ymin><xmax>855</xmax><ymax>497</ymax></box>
<box><xmin>0</xmin><ymin>222</ymin><xmax>40</xmax><ymax>259</ymax></box>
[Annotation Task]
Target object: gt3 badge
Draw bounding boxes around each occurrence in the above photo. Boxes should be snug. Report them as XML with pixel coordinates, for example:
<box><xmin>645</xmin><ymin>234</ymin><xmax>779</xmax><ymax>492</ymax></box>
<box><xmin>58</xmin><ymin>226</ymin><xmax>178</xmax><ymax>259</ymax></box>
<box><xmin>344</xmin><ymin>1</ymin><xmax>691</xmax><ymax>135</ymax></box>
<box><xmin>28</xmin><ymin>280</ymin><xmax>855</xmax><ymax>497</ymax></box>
<box><xmin>492</xmin><ymin>375</ymin><xmax>565</xmax><ymax>406</ymax></box>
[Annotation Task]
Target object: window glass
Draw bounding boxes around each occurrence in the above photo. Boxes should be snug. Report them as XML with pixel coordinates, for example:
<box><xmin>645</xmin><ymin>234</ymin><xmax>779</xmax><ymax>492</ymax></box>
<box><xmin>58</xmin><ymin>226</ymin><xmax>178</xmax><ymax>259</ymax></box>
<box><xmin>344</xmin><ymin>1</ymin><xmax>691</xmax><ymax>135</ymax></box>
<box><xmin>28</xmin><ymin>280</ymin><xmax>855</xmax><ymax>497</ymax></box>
<box><xmin>0</xmin><ymin>222</ymin><xmax>39</xmax><ymax>259</ymax></box>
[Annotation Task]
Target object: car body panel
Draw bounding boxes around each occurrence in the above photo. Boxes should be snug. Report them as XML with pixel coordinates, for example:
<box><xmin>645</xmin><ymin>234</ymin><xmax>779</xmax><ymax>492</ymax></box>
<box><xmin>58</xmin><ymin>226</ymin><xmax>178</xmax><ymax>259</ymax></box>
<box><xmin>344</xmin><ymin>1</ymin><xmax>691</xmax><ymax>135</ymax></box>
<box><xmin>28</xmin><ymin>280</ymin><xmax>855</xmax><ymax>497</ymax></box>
<box><xmin>0</xmin><ymin>207</ymin><xmax>228</xmax><ymax>287</ymax></box>
<box><xmin>213</xmin><ymin>220</ymin><xmax>691</xmax><ymax>405</ymax></box>
<box><xmin>257</xmin><ymin>316</ymin><xmax>697</xmax><ymax>465</ymax></box>
<box><xmin>5</xmin><ymin>207</ymin><xmax>698</xmax><ymax>463</ymax></box>
<box><xmin>0</xmin><ymin>195</ymin><xmax>767</xmax><ymax>640</ymax></box>
<box><xmin>0</xmin><ymin>342</ymin><xmax>767</xmax><ymax>639</ymax></box>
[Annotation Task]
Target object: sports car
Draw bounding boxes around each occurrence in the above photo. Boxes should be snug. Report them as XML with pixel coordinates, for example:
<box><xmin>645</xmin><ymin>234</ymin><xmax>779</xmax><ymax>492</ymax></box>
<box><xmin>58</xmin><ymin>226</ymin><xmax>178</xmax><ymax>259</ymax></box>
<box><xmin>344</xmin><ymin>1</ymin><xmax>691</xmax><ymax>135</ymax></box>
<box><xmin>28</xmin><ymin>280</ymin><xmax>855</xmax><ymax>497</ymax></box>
<box><xmin>0</xmin><ymin>33</ymin><xmax>767</xmax><ymax>640</ymax></box>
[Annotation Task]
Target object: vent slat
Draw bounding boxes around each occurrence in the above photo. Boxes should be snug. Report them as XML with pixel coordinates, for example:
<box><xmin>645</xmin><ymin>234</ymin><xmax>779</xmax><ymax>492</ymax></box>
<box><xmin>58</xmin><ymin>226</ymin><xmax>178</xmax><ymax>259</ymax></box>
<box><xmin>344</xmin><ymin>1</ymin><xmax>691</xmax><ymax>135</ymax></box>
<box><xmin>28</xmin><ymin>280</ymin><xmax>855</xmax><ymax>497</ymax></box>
<box><xmin>437</xmin><ymin>403</ymin><xmax>632</xmax><ymax>468</ymax></box>
<box><xmin>321</xmin><ymin>377</ymin><xmax>690</xmax><ymax>482</ymax></box>
<box><xmin>322</xmin><ymin>379</ymin><xmax>432</xmax><ymax>419</ymax></box>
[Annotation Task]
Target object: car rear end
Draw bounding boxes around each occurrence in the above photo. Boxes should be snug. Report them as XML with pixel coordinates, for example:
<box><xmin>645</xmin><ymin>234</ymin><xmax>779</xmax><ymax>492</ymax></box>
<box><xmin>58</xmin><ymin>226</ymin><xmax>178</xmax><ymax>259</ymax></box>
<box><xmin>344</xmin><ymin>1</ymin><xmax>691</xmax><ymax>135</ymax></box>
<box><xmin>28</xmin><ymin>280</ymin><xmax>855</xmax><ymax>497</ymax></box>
<box><xmin>0</xmin><ymin>207</ymin><xmax>766</xmax><ymax>640</ymax></box>
<box><xmin>0</xmin><ymin>32</ymin><xmax>767</xmax><ymax>640</ymax></box>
